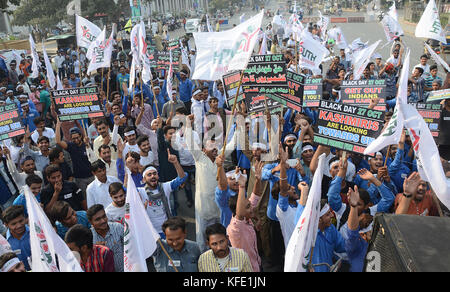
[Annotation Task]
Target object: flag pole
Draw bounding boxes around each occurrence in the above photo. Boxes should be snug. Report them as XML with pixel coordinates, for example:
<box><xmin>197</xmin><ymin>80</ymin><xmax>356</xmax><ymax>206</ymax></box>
<box><xmin>157</xmin><ymin>239</ymin><xmax>179</xmax><ymax>272</ymax></box>
<box><xmin>295</xmin><ymin>33</ymin><xmax>299</xmax><ymax>74</ymax></box>
<box><xmin>78</xmin><ymin>46</ymin><xmax>82</xmax><ymax>79</ymax></box>
<box><xmin>149</xmin><ymin>71</ymin><xmax>160</xmax><ymax>117</ymax></box>
<box><xmin>384</xmin><ymin>145</ymin><xmax>391</xmax><ymax>167</ymax></box>
<box><xmin>106</xmin><ymin>67</ymin><xmax>111</xmax><ymax>102</ymax></box>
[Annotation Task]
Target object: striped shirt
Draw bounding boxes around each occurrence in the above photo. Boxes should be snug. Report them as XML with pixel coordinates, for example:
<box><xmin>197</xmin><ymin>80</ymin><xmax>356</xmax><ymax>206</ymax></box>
<box><xmin>198</xmin><ymin>247</ymin><xmax>253</xmax><ymax>272</ymax></box>
<box><xmin>81</xmin><ymin>245</ymin><xmax>115</xmax><ymax>272</ymax></box>
<box><xmin>91</xmin><ymin>223</ymin><xmax>124</xmax><ymax>272</ymax></box>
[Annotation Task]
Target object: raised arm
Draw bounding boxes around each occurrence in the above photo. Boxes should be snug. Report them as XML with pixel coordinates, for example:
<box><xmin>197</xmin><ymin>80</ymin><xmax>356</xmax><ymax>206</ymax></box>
<box><xmin>216</xmin><ymin>154</ymin><xmax>228</xmax><ymax>191</ymax></box>
<box><xmin>235</xmin><ymin>170</ymin><xmax>248</xmax><ymax>221</ymax></box>
<box><xmin>396</xmin><ymin>172</ymin><xmax>420</xmax><ymax>215</ymax></box>
<box><xmin>55</xmin><ymin>118</ymin><xmax>68</xmax><ymax>150</ymax></box>
<box><xmin>310</xmin><ymin>145</ymin><xmax>330</xmax><ymax>175</ymax></box>
<box><xmin>252</xmin><ymin>160</ymin><xmax>264</xmax><ymax>197</ymax></box>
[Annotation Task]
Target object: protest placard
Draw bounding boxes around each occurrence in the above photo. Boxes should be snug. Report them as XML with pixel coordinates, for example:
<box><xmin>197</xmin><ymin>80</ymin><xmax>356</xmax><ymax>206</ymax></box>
<box><xmin>244</xmin><ymin>93</ymin><xmax>283</xmax><ymax>117</ymax></box>
<box><xmin>314</xmin><ymin>100</ymin><xmax>385</xmax><ymax>154</ymax></box>
<box><xmin>222</xmin><ymin>70</ymin><xmax>245</xmax><ymax>107</ymax></box>
<box><xmin>149</xmin><ymin>51</ymin><xmax>181</xmax><ymax>71</ymax></box>
<box><xmin>411</xmin><ymin>102</ymin><xmax>441</xmax><ymax>140</ymax></box>
<box><xmin>427</xmin><ymin>88</ymin><xmax>450</xmax><ymax>102</ymax></box>
<box><xmin>51</xmin><ymin>87</ymin><xmax>105</xmax><ymax>121</ymax></box>
<box><xmin>242</xmin><ymin>54</ymin><xmax>288</xmax><ymax>96</ymax></box>
<box><xmin>0</xmin><ymin>103</ymin><xmax>25</xmax><ymax>141</ymax></box>
<box><xmin>340</xmin><ymin>79</ymin><xmax>386</xmax><ymax>111</ymax></box>
<box><xmin>303</xmin><ymin>77</ymin><xmax>322</xmax><ymax>107</ymax></box>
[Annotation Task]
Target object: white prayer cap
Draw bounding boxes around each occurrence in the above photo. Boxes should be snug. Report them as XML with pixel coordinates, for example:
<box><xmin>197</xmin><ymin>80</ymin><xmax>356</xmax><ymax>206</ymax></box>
<box><xmin>319</xmin><ymin>204</ymin><xmax>330</xmax><ymax>217</ymax></box>
<box><xmin>372</xmin><ymin>53</ymin><xmax>382</xmax><ymax>59</ymax></box>
<box><xmin>252</xmin><ymin>142</ymin><xmax>267</xmax><ymax>151</ymax></box>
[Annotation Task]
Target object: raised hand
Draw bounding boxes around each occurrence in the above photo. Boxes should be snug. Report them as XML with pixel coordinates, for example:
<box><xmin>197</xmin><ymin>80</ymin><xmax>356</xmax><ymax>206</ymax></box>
<box><xmin>358</xmin><ymin>168</ymin><xmax>375</xmax><ymax>181</ymax></box>
<box><xmin>403</xmin><ymin>172</ymin><xmax>421</xmax><ymax>195</ymax></box>
<box><xmin>117</xmin><ymin>139</ymin><xmax>124</xmax><ymax>153</ymax></box>
<box><xmin>254</xmin><ymin>160</ymin><xmax>264</xmax><ymax>180</ymax></box>
<box><xmin>347</xmin><ymin>185</ymin><xmax>360</xmax><ymax>208</ymax></box>
<box><xmin>298</xmin><ymin>181</ymin><xmax>309</xmax><ymax>194</ymax></box>
<box><xmin>215</xmin><ymin>154</ymin><xmax>225</xmax><ymax>168</ymax></box>
<box><xmin>236</xmin><ymin>169</ymin><xmax>247</xmax><ymax>187</ymax></box>
<box><xmin>279</xmin><ymin>143</ymin><xmax>289</xmax><ymax>163</ymax></box>
<box><xmin>167</xmin><ymin>148</ymin><xmax>178</xmax><ymax>164</ymax></box>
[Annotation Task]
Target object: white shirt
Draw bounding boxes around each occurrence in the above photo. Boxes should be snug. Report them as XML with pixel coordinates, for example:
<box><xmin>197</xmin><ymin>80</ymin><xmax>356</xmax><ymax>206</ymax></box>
<box><xmin>386</xmin><ymin>56</ymin><xmax>400</xmax><ymax>67</ymax></box>
<box><xmin>122</xmin><ymin>143</ymin><xmax>140</xmax><ymax>160</ymax></box>
<box><xmin>139</xmin><ymin>152</ymin><xmax>154</xmax><ymax>167</ymax></box>
<box><xmin>31</xmin><ymin>128</ymin><xmax>56</xmax><ymax>145</ymax></box>
<box><xmin>276</xmin><ymin>199</ymin><xmax>299</xmax><ymax>248</ymax></box>
<box><xmin>191</xmin><ymin>98</ymin><xmax>206</xmax><ymax>136</ymax></box>
<box><xmin>86</xmin><ymin>176</ymin><xmax>121</xmax><ymax>208</ymax></box>
<box><xmin>137</xmin><ymin>182</ymin><xmax>175</xmax><ymax>234</ymax></box>
<box><xmin>185</xmin><ymin>126</ymin><xmax>220</xmax><ymax>221</ymax></box>
<box><xmin>412</xmin><ymin>63</ymin><xmax>430</xmax><ymax>77</ymax></box>
<box><xmin>6</xmin><ymin>156</ymin><xmax>43</xmax><ymax>194</ymax></box>
<box><xmin>105</xmin><ymin>203</ymin><xmax>125</xmax><ymax>224</ymax></box>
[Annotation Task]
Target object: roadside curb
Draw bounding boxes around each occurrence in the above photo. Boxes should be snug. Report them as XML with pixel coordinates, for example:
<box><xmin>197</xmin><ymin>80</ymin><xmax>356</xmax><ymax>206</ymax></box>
<box><xmin>398</xmin><ymin>18</ymin><xmax>417</xmax><ymax>36</ymax></box>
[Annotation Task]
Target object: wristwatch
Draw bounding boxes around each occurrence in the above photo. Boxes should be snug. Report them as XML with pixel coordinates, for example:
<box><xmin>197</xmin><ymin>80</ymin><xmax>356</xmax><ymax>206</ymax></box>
<box><xmin>403</xmin><ymin>193</ymin><xmax>412</xmax><ymax>198</ymax></box>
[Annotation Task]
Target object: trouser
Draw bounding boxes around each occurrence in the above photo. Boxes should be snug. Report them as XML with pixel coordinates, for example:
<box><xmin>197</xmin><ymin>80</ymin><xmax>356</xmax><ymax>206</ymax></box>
<box><xmin>183</xmin><ymin>101</ymin><xmax>192</xmax><ymax>115</ymax></box>
<box><xmin>195</xmin><ymin>214</ymin><xmax>220</xmax><ymax>253</ymax></box>
<box><xmin>58</xmin><ymin>68</ymin><xmax>65</xmax><ymax>79</ymax></box>
<box><xmin>181</xmin><ymin>165</ymin><xmax>195</xmax><ymax>203</ymax></box>
<box><xmin>75</xmin><ymin>176</ymin><xmax>95</xmax><ymax>199</ymax></box>
<box><xmin>268</xmin><ymin>218</ymin><xmax>285</xmax><ymax>267</ymax></box>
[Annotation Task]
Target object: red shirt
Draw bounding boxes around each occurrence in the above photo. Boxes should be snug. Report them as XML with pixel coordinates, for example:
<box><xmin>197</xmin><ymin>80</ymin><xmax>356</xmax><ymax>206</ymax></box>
<box><xmin>81</xmin><ymin>245</ymin><xmax>115</xmax><ymax>272</ymax></box>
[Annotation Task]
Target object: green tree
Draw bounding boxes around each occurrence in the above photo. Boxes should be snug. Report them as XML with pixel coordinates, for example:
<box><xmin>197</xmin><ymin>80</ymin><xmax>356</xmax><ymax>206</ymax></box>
<box><xmin>0</xmin><ymin>0</ymin><xmax>21</xmax><ymax>12</ymax></box>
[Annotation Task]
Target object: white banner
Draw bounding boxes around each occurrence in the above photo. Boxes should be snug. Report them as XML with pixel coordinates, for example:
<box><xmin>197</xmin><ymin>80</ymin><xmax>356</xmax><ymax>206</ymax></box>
<box><xmin>415</xmin><ymin>0</ymin><xmax>446</xmax><ymax>43</ymax></box>
<box><xmin>166</xmin><ymin>50</ymin><xmax>173</xmax><ymax>98</ymax></box>
<box><xmin>298</xmin><ymin>31</ymin><xmax>329</xmax><ymax>71</ymax></box>
<box><xmin>76</xmin><ymin>15</ymin><xmax>101</xmax><ymax>50</ymax></box>
<box><xmin>425</xmin><ymin>43</ymin><xmax>450</xmax><ymax>73</ymax></box>
<box><xmin>24</xmin><ymin>186</ymin><xmax>83</xmax><ymax>272</ymax></box>
<box><xmin>29</xmin><ymin>35</ymin><xmax>41</xmax><ymax>79</ymax></box>
<box><xmin>388</xmin><ymin>2</ymin><xmax>398</xmax><ymax>22</ymax></box>
<box><xmin>353</xmin><ymin>40</ymin><xmax>381</xmax><ymax>80</ymax></box>
<box><xmin>364</xmin><ymin>49</ymin><xmax>410</xmax><ymax>155</ymax></box>
<box><xmin>192</xmin><ymin>11</ymin><xmax>264</xmax><ymax>81</ymax></box>
<box><xmin>381</xmin><ymin>15</ymin><xmax>404</xmax><ymax>43</ymax></box>
<box><xmin>401</xmin><ymin>103</ymin><xmax>450</xmax><ymax>209</ymax></box>
<box><xmin>130</xmin><ymin>24</ymin><xmax>141</xmax><ymax>69</ymax></box>
<box><xmin>328</xmin><ymin>27</ymin><xmax>348</xmax><ymax>49</ymax></box>
<box><xmin>87</xmin><ymin>28</ymin><xmax>114</xmax><ymax>74</ymax></box>
<box><xmin>42</xmin><ymin>43</ymin><xmax>56</xmax><ymax>89</ymax></box>
<box><xmin>284</xmin><ymin>153</ymin><xmax>326</xmax><ymax>272</ymax></box>
<box><xmin>123</xmin><ymin>172</ymin><xmax>160</xmax><ymax>272</ymax></box>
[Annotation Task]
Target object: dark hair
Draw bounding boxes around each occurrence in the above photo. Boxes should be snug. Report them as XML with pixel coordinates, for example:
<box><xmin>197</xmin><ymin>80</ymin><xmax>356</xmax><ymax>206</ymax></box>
<box><xmin>205</xmin><ymin>223</ymin><xmax>227</xmax><ymax>241</ymax></box>
<box><xmin>430</xmin><ymin>64</ymin><xmax>438</xmax><ymax>71</ymax></box>
<box><xmin>125</xmin><ymin>151</ymin><xmax>140</xmax><ymax>162</ymax></box>
<box><xmin>2</xmin><ymin>205</ymin><xmax>25</xmax><ymax>224</ymax></box>
<box><xmin>124</xmin><ymin>126</ymin><xmax>136</xmax><ymax>134</ymax></box>
<box><xmin>111</xmin><ymin>102</ymin><xmax>121</xmax><ymax>109</ymax></box>
<box><xmin>415</xmin><ymin>67</ymin><xmax>424</xmax><ymax>75</ymax></box>
<box><xmin>98</xmin><ymin>144</ymin><xmax>111</xmax><ymax>154</ymax></box>
<box><xmin>50</xmin><ymin>201</ymin><xmax>71</xmax><ymax>222</ymax></box>
<box><xmin>37</xmin><ymin>136</ymin><xmax>50</xmax><ymax>144</ymax></box>
<box><xmin>25</xmin><ymin>174</ymin><xmax>43</xmax><ymax>186</ymax></box>
<box><xmin>45</xmin><ymin>164</ymin><xmax>61</xmax><ymax>179</ymax></box>
<box><xmin>420</xmin><ymin>54</ymin><xmax>429</xmax><ymax>60</ymax></box>
<box><xmin>175</xmin><ymin>107</ymin><xmax>188</xmax><ymax>115</ymax></box>
<box><xmin>208</xmin><ymin>96</ymin><xmax>219</xmax><ymax>103</ymax></box>
<box><xmin>86</xmin><ymin>204</ymin><xmax>105</xmax><ymax>221</ymax></box>
<box><xmin>162</xmin><ymin>216</ymin><xmax>186</xmax><ymax>233</ymax></box>
<box><xmin>90</xmin><ymin>159</ymin><xmax>106</xmax><ymax>173</ymax></box>
<box><xmin>136</xmin><ymin>135</ymin><xmax>149</xmax><ymax>147</ymax></box>
<box><xmin>49</xmin><ymin>147</ymin><xmax>63</xmax><ymax>162</ymax></box>
<box><xmin>359</xmin><ymin>188</ymin><xmax>371</xmax><ymax>206</ymax></box>
<box><xmin>0</xmin><ymin>252</ymin><xmax>19</xmax><ymax>270</ymax></box>
<box><xmin>109</xmin><ymin>182</ymin><xmax>125</xmax><ymax>196</ymax></box>
<box><xmin>328</xmin><ymin>157</ymin><xmax>340</xmax><ymax>167</ymax></box>
<box><xmin>271</xmin><ymin>181</ymin><xmax>280</xmax><ymax>201</ymax></box>
<box><xmin>95</xmin><ymin>119</ymin><xmax>109</xmax><ymax>128</ymax></box>
<box><xmin>33</xmin><ymin>116</ymin><xmax>45</xmax><ymax>126</ymax></box>
<box><xmin>163</xmin><ymin>125</ymin><xmax>176</xmax><ymax>135</ymax></box>
<box><xmin>64</xmin><ymin>224</ymin><xmax>93</xmax><ymax>250</ymax></box>
<box><xmin>228</xmin><ymin>195</ymin><xmax>238</xmax><ymax>216</ymax></box>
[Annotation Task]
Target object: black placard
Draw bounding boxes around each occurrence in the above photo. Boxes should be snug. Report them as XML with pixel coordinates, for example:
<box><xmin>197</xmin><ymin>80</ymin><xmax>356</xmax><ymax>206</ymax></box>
<box><xmin>314</xmin><ymin>100</ymin><xmax>385</xmax><ymax>154</ymax></box>
<box><xmin>303</xmin><ymin>77</ymin><xmax>322</xmax><ymax>107</ymax></box>
<box><xmin>411</xmin><ymin>102</ymin><xmax>441</xmax><ymax>141</ymax></box>
<box><xmin>0</xmin><ymin>103</ymin><xmax>25</xmax><ymax>141</ymax></box>
<box><xmin>340</xmin><ymin>79</ymin><xmax>387</xmax><ymax>111</ymax></box>
<box><xmin>51</xmin><ymin>87</ymin><xmax>105</xmax><ymax>121</ymax></box>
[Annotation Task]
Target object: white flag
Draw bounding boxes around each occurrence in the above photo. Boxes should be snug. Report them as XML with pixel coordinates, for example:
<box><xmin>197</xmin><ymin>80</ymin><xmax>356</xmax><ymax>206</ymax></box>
<box><xmin>328</xmin><ymin>27</ymin><xmax>348</xmax><ymax>49</ymax></box>
<box><xmin>298</xmin><ymin>31</ymin><xmax>329</xmax><ymax>71</ymax></box>
<box><xmin>166</xmin><ymin>50</ymin><xmax>173</xmax><ymax>99</ymax></box>
<box><xmin>259</xmin><ymin>33</ymin><xmax>268</xmax><ymax>55</ymax></box>
<box><xmin>415</xmin><ymin>0</ymin><xmax>446</xmax><ymax>43</ymax></box>
<box><xmin>192</xmin><ymin>11</ymin><xmax>264</xmax><ymax>81</ymax></box>
<box><xmin>138</xmin><ymin>21</ymin><xmax>148</xmax><ymax>66</ymax></box>
<box><xmin>0</xmin><ymin>233</ymin><xmax>12</xmax><ymax>256</ymax></box>
<box><xmin>284</xmin><ymin>153</ymin><xmax>326</xmax><ymax>272</ymax></box>
<box><xmin>76</xmin><ymin>15</ymin><xmax>102</xmax><ymax>49</ymax></box>
<box><xmin>180</xmin><ymin>40</ymin><xmax>191</xmax><ymax>70</ymax></box>
<box><xmin>353</xmin><ymin>40</ymin><xmax>381</xmax><ymax>80</ymax></box>
<box><xmin>29</xmin><ymin>35</ymin><xmax>41</xmax><ymax>79</ymax></box>
<box><xmin>87</xmin><ymin>28</ymin><xmax>114</xmax><ymax>74</ymax></box>
<box><xmin>56</xmin><ymin>74</ymin><xmax>64</xmax><ymax>90</ymax></box>
<box><xmin>425</xmin><ymin>42</ymin><xmax>450</xmax><ymax>73</ymax></box>
<box><xmin>123</xmin><ymin>172</ymin><xmax>160</xmax><ymax>272</ymax></box>
<box><xmin>42</xmin><ymin>43</ymin><xmax>56</xmax><ymax>89</ymax></box>
<box><xmin>67</xmin><ymin>0</ymin><xmax>81</xmax><ymax>16</ymax></box>
<box><xmin>206</xmin><ymin>14</ymin><xmax>213</xmax><ymax>32</ymax></box>
<box><xmin>381</xmin><ymin>15</ymin><xmax>404</xmax><ymax>43</ymax></box>
<box><xmin>130</xmin><ymin>24</ymin><xmax>141</xmax><ymax>69</ymax></box>
<box><xmin>317</xmin><ymin>11</ymin><xmax>329</xmax><ymax>40</ymax></box>
<box><xmin>129</xmin><ymin>57</ymin><xmax>136</xmax><ymax>91</ymax></box>
<box><xmin>401</xmin><ymin>103</ymin><xmax>450</xmax><ymax>209</ymax></box>
<box><xmin>24</xmin><ymin>186</ymin><xmax>83</xmax><ymax>272</ymax></box>
<box><xmin>364</xmin><ymin>49</ymin><xmax>411</xmax><ymax>155</ymax></box>
<box><xmin>388</xmin><ymin>2</ymin><xmax>398</xmax><ymax>22</ymax></box>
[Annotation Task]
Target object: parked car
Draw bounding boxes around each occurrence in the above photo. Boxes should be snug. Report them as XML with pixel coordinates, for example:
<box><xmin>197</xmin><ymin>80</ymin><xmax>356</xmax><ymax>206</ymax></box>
<box><xmin>185</xmin><ymin>18</ymin><xmax>201</xmax><ymax>36</ymax></box>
